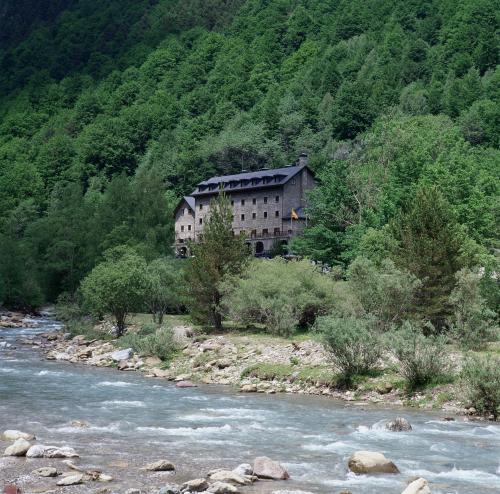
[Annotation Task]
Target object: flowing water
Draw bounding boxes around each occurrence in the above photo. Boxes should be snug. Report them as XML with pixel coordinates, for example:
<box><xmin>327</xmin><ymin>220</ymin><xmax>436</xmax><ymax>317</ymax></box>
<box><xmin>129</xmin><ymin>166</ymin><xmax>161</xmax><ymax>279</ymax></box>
<box><xmin>1</xmin><ymin>317</ymin><xmax>499</xmax><ymax>493</ymax></box>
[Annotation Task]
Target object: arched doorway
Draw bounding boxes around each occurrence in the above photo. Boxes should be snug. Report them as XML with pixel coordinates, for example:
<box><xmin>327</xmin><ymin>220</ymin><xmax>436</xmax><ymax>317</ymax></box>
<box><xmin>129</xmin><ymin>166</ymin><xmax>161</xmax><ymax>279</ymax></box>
<box><xmin>178</xmin><ymin>246</ymin><xmax>188</xmax><ymax>258</ymax></box>
<box><xmin>255</xmin><ymin>241</ymin><xmax>264</xmax><ymax>255</ymax></box>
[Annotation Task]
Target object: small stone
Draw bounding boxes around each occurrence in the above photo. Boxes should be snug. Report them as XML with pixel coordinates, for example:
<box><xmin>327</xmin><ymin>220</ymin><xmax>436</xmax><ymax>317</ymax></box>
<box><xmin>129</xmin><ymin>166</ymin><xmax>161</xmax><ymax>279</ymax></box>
<box><xmin>402</xmin><ymin>477</ymin><xmax>431</xmax><ymax>494</ymax></box>
<box><xmin>98</xmin><ymin>474</ymin><xmax>114</xmax><ymax>482</ymax></box>
<box><xmin>32</xmin><ymin>467</ymin><xmax>58</xmax><ymax>477</ymax></box>
<box><xmin>232</xmin><ymin>464</ymin><xmax>252</xmax><ymax>477</ymax></box>
<box><xmin>70</xmin><ymin>420</ymin><xmax>89</xmax><ymax>428</ymax></box>
<box><xmin>176</xmin><ymin>380</ymin><xmax>197</xmax><ymax>388</ymax></box>
<box><xmin>386</xmin><ymin>417</ymin><xmax>412</xmax><ymax>432</ymax></box>
<box><xmin>3</xmin><ymin>430</ymin><xmax>35</xmax><ymax>441</ymax></box>
<box><xmin>56</xmin><ymin>474</ymin><xmax>84</xmax><ymax>486</ymax></box>
<box><xmin>181</xmin><ymin>478</ymin><xmax>208</xmax><ymax>492</ymax></box>
<box><xmin>3</xmin><ymin>485</ymin><xmax>21</xmax><ymax>494</ymax></box>
<box><xmin>144</xmin><ymin>459</ymin><xmax>175</xmax><ymax>471</ymax></box>
<box><xmin>442</xmin><ymin>417</ymin><xmax>455</xmax><ymax>421</ymax></box>
<box><xmin>253</xmin><ymin>456</ymin><xmax>289</xmax><ymax>480</ymax></box>
<box><xmin>4</xmin><ymin>438</ymin><xmax>31</xmax><ymax>456</ymax></box>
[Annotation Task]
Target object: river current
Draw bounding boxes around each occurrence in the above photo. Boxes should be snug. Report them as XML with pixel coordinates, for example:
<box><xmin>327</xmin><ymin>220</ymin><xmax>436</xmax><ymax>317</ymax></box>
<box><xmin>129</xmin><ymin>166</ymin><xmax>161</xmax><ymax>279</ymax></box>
<box><xmin>0</xmin><ymin>317</ymin><xmax>499</xmax><ymax>493</ymax></box>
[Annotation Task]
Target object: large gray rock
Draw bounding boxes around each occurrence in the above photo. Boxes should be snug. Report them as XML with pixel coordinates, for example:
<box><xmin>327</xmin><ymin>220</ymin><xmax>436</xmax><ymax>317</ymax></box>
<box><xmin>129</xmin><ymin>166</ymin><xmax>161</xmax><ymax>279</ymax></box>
<box><xmin>232</xmin><ymin>464</ymin><xmax>252</xmax><ymax>477</ymax></box>
<box><xmin>386</xmin><ymin>417</ymin><xmax>412</xmax><ymax>432</ymax></box>
<box><xmin>207</xmin><ymin>481</ymin><xmax>239</xmax><ymax>494</ymax></box>
<box><xmin>32</xmin><ymin>467</ymin><xmax>58</xmax><ymax>477</ymax></box>
<box><xmin>209</xmin><ymin>470</ymin><xmax>250</xmax><ymax>485</ymax></box>
<box><xmin>144</xmin><ymin>459</ymin><xmax>175</xmax><ymax>471</ymax></box>
<box><xmin>3</xmin><ymin>438</ymin><xmax>31</xmax><ymax>456</ymax></box>
<box><xmin>402</xmin><ymin>478</ymin><xmax>431</xmax><ymax>494</ymax></box>
<box><xmin>111</xmin><ymin>348</ymin><xmax>133</xmax><ymax>362</ymax></box>
<box><xmin>348</xmin><ymin>451</ymin><xmax>399</xmax><ymax>474</ymax></box>
<box><xmin>181</xmin><ymin>478</ymin><xmax>208</xmax><ymax>492</ymax></box>
<box><xmin>253</xmin><ymin>456</ymin><xmax>289</xmax><ymax>480</ymax></box>
<box><xmin>56</xmin><ymin>473</ymin><xmax>84</xmax><ymax>486</ymax></box>
<box><xmin>3</xmin><ymin>430</ymin><xmax>35</xmax><ymax>441</ymax></box>
<box><xmin>26</xmin><ymin>444</ymin><xmax>78</xmax><ymax>458</ymax></box>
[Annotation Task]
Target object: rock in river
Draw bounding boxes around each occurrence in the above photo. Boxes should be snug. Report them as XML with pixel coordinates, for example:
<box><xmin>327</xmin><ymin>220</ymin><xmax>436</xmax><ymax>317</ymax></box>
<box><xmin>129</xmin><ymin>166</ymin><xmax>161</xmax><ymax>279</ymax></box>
<box><xmin>56</xmin><ymin>473</ymin><xmax>84</xmax><ymax>486</ymax></box>
<box><xmin>386</xmin><ymin>417</ymin><xmax>412</xmax><ymax>432</ymax></box>
<box><xmin>232</xmin><ymin>464</ymin><xmax>252</xmax><ymax>477</ymax></box>
<box><xmin>209</xmin><ymin>470</ymin><xmax>250</xmax><ymax>485</ymax></box>
<box><xmin>3</xmin><ymin>438</ymin><xmax>31</xmax><ymax>456</ymax></box>
<box><xmin>143</xmin><ymin>459</ymin><xmax>175</xmax><ymax>471</ymax></box>
<box><xmin>181</xmin><ymin>478</ymin><xmax>208</xmax><ymax>492</ymax></box>
<box><xmin>348</xmin><ymin>451</ymin><xmax>399</xmax><ymax>474</ymax></box>
<box><xmin>32</xmin><ymin>467</ymin><xmax>58</xmax><ymax>477</ymax></box>
<box><xmin>207</xmin><ymin>481</ymin><xmax>240</xmax><ymax>494</ymax></box>
<box><xmin>402</xmin><ymin>477</ymin><xmax>431</xmax><ymax>494</ymax></box>
<box><xmin>176</xmin><ymin>380</ymin><xmax>197</xmax><ymax>388</ymax></box>
<box><xmin>3</xmin><ymin>430</ymin><xmax>35</xmax><ymax>441</ymax></box>
<box><xmin>253</xmin><ymin>456</ymin><xmax>289</xmax><ymax>480</ymax></box>
<box><xmin>26</xmin><ymin>444</ymin><xmax>79</xmax><ymax>458</ymax></box>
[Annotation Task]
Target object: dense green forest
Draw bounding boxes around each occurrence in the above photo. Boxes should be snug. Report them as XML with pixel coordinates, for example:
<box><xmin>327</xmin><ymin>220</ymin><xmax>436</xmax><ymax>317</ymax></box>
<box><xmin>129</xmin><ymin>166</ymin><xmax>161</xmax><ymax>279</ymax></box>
<box><xmin>0</xmin><ymin>0</ymin><xmax>498</xmax><ymax>309</ymax></box>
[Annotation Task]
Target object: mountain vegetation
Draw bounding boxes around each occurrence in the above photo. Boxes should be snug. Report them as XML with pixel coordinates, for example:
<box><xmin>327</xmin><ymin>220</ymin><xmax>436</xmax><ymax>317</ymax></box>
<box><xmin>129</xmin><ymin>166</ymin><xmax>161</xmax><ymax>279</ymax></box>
<box><xmin>0</xmin><ymin>0</ymin><xmax>498</xmax><ymax>325</ymax></box>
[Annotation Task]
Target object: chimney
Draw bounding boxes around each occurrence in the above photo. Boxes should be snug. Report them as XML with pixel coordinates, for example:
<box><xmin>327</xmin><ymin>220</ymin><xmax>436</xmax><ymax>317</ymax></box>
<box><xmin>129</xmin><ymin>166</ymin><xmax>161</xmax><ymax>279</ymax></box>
<box><xmin>298</xmin><ymin>152</ymin><xmax>308</xmax><ymax>167</ymax></box>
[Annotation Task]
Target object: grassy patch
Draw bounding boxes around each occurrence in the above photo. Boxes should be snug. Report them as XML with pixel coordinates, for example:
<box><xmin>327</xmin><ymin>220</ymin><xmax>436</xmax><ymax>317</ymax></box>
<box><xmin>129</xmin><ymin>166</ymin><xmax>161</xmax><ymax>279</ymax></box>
<box><xmin>65</xmin><ymin>319</ymin><xmax>115</xmax><ymax>341</ymax></box>
<box><xmin>118</xmin><ymin>327</ymin><xmax>177</xmax><ymax>362</ymax></box>
<box><xmin>297</xmin><ymin>366</ymin><xmax>339</xmax><ymax>387</ymax></box>
<box><xmin>241</xmin><ymin>363</ymin><xmax>294</xmax><ymax>380</ymax></box>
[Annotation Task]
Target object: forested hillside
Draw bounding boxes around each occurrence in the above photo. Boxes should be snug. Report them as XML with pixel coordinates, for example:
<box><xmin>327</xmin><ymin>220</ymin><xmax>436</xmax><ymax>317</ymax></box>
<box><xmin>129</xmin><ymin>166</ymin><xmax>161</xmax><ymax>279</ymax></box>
<box><xmin>0</xmin><ymin>0</ymin><xmax>498</xmax><ymax>308</ymax></box>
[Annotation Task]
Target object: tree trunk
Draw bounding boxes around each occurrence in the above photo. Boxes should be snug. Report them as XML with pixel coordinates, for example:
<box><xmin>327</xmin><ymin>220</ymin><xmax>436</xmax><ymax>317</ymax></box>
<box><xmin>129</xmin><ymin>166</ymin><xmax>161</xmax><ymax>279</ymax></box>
<box><xmin>116</xmin><ymin>313</ymin><xmax>126</xmax><ymax>337</ymax></box>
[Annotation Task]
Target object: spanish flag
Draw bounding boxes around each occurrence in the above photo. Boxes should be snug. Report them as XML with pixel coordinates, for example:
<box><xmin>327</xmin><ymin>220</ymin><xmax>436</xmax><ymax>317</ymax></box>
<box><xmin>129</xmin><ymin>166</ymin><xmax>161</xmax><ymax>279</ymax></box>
<box><xmin>291</xmin><ymin>208</ymin><xmax>299</xmax><ymax>220</ymax></box>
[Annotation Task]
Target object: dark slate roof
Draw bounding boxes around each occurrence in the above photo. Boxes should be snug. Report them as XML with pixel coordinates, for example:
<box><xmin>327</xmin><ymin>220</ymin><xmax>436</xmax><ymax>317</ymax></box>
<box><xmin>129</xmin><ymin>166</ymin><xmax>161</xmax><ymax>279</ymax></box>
<box><xmin>174</xmin><ymin>196</ymin><xmax>195</xmax><ymax>214</ymax></box>
<box><xmin>191</xmin><ymin>163</ymin><xmax>309</xmax><ymax>196</ymax></box>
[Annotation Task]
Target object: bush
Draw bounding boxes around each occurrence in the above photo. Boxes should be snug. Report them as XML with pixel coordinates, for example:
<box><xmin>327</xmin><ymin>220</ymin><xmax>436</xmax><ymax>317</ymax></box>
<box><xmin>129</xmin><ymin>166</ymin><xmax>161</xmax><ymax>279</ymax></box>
<box><xmin>448</xmin><ymin>268</ymin><xmax>497</xmax><ymax>350</ymax></box>
<box><xmin>223</xmin><ymin>258</ymin><xmax>347</xmax><ymax>336</ymax></box>
<box><xmin>461</xmin><ymin>355</ymin><xmax>500</xmax><ymax>420</ymax></box>
<box><xmin>315</xmin><ymin>315</ymin><xmax>382</xmax><ymax>386</ymax></box>
<box><xmin>65</xmin><ymin>319</ymin><xmax>114</xmax><ymax>341</ymax></box>
<box><xmin>388</xmin><ymin>321</ymin><xmax>450</xmax><ymax>391</ymax></box>
<box><xmin>119</xmin><ymin>327</ymin><xmax>177</xmax><ymax>361</ymax></box>
<box><xmin>347</xmin><ymin>257</ymin><xmax>421</xmax><ymax>331</ymax></box>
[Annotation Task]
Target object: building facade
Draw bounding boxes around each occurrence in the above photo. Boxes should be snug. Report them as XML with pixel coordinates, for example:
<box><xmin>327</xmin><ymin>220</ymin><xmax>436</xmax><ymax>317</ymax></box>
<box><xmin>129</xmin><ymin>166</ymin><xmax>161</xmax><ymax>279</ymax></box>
<box><xmin>174</xmin><ymin>154</ymin><xmax>315</xmax><ymax>256</ymax></box>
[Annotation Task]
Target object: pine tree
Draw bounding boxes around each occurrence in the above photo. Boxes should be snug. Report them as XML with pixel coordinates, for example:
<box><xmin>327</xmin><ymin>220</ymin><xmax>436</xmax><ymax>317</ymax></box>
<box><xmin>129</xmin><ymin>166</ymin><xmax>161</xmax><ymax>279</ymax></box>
<box><xmin>184</xmin><ymin>193</ymin><xmax>250</xmax><ymax>329</ymax></box>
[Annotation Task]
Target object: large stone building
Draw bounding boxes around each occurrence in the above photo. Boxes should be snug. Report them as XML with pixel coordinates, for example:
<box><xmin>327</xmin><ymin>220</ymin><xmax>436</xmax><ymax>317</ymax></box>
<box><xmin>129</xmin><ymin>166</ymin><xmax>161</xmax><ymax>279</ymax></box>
<box><xmin>174</xmin><ymin>153</ymin><xmax>315</xmax><ymax>256</ymax></box>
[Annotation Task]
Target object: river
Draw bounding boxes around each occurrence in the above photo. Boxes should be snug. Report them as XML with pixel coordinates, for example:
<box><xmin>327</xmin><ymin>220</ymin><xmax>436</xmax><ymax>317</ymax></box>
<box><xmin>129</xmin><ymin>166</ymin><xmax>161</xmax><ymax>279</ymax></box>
<box><xmin>0</xmin><ymin>316</ymin><xmax>499</xmax><ymax>493</ymax></box>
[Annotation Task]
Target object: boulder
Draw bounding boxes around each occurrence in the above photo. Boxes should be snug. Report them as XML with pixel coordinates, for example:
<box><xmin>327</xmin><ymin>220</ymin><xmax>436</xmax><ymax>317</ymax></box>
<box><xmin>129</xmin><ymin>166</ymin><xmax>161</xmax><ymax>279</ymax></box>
<box><xmin>143</xmin><ymin>459</ymin><xmax>175</xmax><ymax>471</ymax></box>
<box><xmin>3</xmin><ymin>430</ymin><xmax>35</xmax><ymax>441</ymax></box>
<box><xmin>26</xmin><ymin>444</ymin><xmax>78</xmax><ymax>458</ymax></box>
<box><xmin>3</xmin><ymin>485</ymin><xmax>21</xmax><ymax>494</ymax></box>
<box><xmin>348</xmin><ymin>451</ymin><xmax>399</xmax><ymax>474</ymax></box>
<box><xmin>386</xmin><ymin>418</ymin><xmax>412</xmax><ymax>432</ymax></box>
<box><xmin>176</xmin><ymin>380</ymin><xmax>197</xmax><ymax>388</ymax></box>
<box><xmin>181</xmin><ymin>478</ymin><xmax>208</xmax><ymax>492</ymax></box>
<box><xmin>232</xmin><ymin>464</ymin><xmax>252</xmax><ymax>477</ymax></box>
<box><xmin>209</xmin><ymin>470</ymin><xmax>250</xmax><ymax>485</ymax></box>
<box><xmin>402</xmin><ymin>478</ymin><xmax>431</xmax><ymax>494</ymax></box>
<box><xmin>240</xmin><ymin>384</ymin><xmax>257</xmax><ymax>393</ymax></box>
<box><xmin>207</xmin><ymin>481</ymin><xmax>239</xmax><ymax>494</ymax></box>
<box><xmin>253</xmin><ymin>457</ymin><xmax>289</xmax><ymax>480</ymax></box>
<box><xmin>70</xmin><ymin>420</ymin><xmax>89</xmax><ymax>428</ymax></box>
<box><xmin>4</xmin><ymin>438</ymin><xmax>31</xmax><ymax>456</ymax></box>
<box><xmin>32</xmin><ymin>467</ymin><xmax>58</xmax><ymax>477</ymax></box>
<box><xmin>98</xmin><ymin>473</ymin><xmax>114</xmax><ymax>482</ymax></box>
<box><xmin>56</xmin><ymin>474</ymin><xmax>84</xmax><ymax>486</ymax></box>
<box><xmin>111</xmin><ymin>348</ymin><xmax>133</xmax><ymax>362</ymax></box>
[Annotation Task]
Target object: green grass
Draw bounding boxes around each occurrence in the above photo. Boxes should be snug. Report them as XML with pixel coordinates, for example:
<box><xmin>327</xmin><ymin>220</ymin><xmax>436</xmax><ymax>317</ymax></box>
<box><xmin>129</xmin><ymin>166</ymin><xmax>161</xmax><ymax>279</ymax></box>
<box><xmin>297</xmin><ymin>366</ymin><xmax>339</xmax><ymax>387</ymax></box>
<box><xmin>241</xmin><ymin>363</ymin><xmax>294</xmax><ymax>380</ymax></box>
<box><xmin>65</xmin><ymin>319</ymin><xmax>115</xmax><ymax>341</ymax></box>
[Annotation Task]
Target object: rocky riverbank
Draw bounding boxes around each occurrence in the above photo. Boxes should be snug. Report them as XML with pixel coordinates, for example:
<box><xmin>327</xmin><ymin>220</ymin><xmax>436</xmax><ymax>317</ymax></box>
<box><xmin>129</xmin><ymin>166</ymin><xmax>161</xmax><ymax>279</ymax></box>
<box><xmin>6</xmin><ymin>310</ymin><xmax>471</xmax><ymax>417</ymax></box>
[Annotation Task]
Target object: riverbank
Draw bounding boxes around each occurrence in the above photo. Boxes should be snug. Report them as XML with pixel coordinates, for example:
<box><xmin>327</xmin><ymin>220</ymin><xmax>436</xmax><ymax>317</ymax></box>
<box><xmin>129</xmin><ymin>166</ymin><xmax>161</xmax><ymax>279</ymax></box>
<box><xmin>7</xmin><ymin>310</ymin><xmax>479</xmax><ymax>418</ymax></box>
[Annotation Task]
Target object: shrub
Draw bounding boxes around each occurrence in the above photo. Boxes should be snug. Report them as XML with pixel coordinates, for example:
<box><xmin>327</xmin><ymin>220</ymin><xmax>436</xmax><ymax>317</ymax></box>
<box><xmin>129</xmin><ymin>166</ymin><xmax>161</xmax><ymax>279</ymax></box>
<box><xmin>119</xmin><ymin>327</ymin><xmax>177</xmax><ymax>361</ymax></box>
<box><xmin>461</xmin><ymin>355</ymin><xmax>500</xmax><ymax>420</ymax></box>
<box><xmin>448</xmin><ymin>268</ymin><xmax>497</xmax><ymax>350</ymax></box>
<box><xmin>388</xmin><ymin>321</ymin><xmax>450</xmax><ymax>391</ymax></box>
<box><xmin>347</xmin><ymin>257</ymin><xmax>421</xmax><ymax>331</ymax></box>
<box><xmin>315</xmin><ymin>315</ymin><xmax>382</xmax><ymax>386</ymax></box>
<box><xmin>223</xmin><ymin>258</ymin><xmax>347</xmax><ymax>336</ymax></box>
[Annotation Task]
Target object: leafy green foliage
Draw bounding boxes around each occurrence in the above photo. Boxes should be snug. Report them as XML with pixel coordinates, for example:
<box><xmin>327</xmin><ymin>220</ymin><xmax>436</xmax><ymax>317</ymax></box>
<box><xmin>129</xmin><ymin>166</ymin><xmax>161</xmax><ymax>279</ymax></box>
<box><xmin>387</xmin><ymin>321</ymin><xmax>451</xmax><ymax>391</ymax></box>
<box><xmin>448</xmin><ymin>268</ymin><xmax>498</xmax><ymax>350</ymax></box>
<box><xmin>223</xmin><ymin>258</ymin><xmax>341</xmax><ymax>336</ymax></box>
<box><xmin>80</xmin><ymin>246</ymin><xmax>148</xmax><ymax>336</ymax></box>
<box><xmin>118</xmin><ymin>326</ymin><xmax>177</xmax><ymax>362</ymax></box>
<box><xmin>316</xmin><ymin>315</ymin><xmax>382</xmax><ymax>386</ymax></box>
<box><xmin>145</xmin><ymin>258</ymin><xmax>185</xmax><ymax>324</ymax></box>
<box><xmin>184</xmin><ymin>193</ymin><xmax>249</xmax><ymax>329</ymax></box>
<box><xmin>461</xmin><ymin>355</ymin><xmax>500</xmax><ymax>420</ymax></box>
